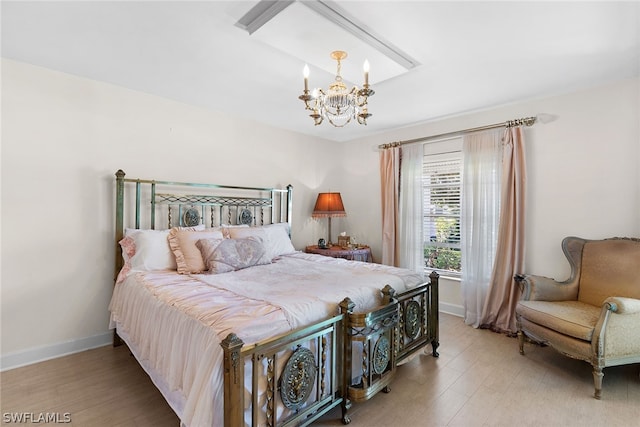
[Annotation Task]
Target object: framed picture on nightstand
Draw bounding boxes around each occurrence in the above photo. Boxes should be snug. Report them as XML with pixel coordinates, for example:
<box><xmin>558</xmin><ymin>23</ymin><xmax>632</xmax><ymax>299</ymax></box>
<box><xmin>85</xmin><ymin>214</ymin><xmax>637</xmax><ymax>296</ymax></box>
<box><xmin>337</xmin><ymin>235</ymin><xmax>350</xmax><ymax>248</ymax></box>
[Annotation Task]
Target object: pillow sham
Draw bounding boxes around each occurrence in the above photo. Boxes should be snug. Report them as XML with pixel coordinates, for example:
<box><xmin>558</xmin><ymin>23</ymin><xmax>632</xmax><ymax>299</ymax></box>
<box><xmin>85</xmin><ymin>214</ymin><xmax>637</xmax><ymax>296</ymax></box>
<box><xmin>123</xmin><ymin>229</ymin><xmax>177</xmax><ymax>271</ymax></box>
<box><xmin>121</xmin><ymin>224</ymin><xmax>207</xmax><ymax>270</ymax></box>
<box><xmin>262</xmin><ymin>223</ymin><xmax>296</xmax><ymax>258</ymax></box>
<box><xmin>228</xmin><ymin>223</ymin><xmax>296</xmax><ymax>260</ymax></box>
<box><xmin>220</xmin><ymin>224</ymin><xmax>249</xmax><ymax>238</ymax></box>
<box><xmin>168</xmin><ymin>228</ymin><xmax>225</xmax><ymax>274</ymax></box>
<box><xmin>116</xmin><ymin>225</ymin><xmax>208</xmax><ymax>283</ymax></box>
<box><xmin>196</xmin><ymin>236</ymin><xmax>271</xmax><ymax>274</ymax></box>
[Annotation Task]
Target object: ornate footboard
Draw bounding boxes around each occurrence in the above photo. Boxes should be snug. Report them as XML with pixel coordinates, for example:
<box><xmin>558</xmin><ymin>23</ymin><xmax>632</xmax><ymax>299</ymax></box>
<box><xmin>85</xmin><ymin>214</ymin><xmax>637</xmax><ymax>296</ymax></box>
<box><xmin>395</xmin><ymin>271</ymin><xmax>440</xmax><ymax>361</ymax></box>
<box><xmin>339</xmin><ymin>292</ymin><xmax>398</xmax><ymax>424</ymax></box>
<box><xmin>221</xmin><ymin>272</ymin><xmax>440</xmax><ymax>427</ymax></box>
<box><xmin>221</xmin><ymin>315</ymin><xmax>346</xmax><ymax>427</ymax></box>
<box><xmin>340</xmin><ymin>272</ymin><xmax>439</xmax><ymax>422</ymax></box>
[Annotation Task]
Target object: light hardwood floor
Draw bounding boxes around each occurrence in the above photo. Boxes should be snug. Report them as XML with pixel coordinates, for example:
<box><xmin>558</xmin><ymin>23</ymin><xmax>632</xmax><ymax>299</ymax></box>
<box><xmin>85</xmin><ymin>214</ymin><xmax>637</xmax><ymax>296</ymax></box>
<box><xmin>2</xmin><ymin>313</ymin><xmax>638</xmax><ymax>426</ymax></box>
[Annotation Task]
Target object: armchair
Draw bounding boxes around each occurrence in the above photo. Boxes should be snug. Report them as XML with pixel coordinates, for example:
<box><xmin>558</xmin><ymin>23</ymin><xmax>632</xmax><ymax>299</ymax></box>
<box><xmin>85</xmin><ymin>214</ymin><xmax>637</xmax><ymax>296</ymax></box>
<box><xmin>514</xmin><ymin>236</ymin><xmax>640</xmax><ymax>399</ymax></box>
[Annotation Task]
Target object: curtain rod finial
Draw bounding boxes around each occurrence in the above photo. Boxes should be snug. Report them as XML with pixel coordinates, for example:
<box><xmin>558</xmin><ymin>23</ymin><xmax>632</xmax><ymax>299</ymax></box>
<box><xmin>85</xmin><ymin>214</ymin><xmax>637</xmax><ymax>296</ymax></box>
<box><xmin>507</xmin><ymin>116</ymin><xmax>537</xmax><ymax>128</ymax></box>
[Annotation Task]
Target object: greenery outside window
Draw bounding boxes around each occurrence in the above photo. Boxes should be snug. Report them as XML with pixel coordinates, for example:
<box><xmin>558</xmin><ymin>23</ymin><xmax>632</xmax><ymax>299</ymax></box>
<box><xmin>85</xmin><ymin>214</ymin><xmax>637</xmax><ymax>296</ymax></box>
<box><xmin>423</xmin><ymin>139</ymin><xmax>462</xmax><ymax>277</ymax></box>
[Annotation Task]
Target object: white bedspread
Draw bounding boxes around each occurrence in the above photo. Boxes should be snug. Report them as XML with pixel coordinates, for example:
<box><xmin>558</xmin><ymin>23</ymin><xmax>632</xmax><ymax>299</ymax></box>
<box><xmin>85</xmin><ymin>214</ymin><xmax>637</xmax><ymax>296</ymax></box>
<box><xmin>108</xmin><ymin>252</ymin><xmax>424</xmax><ymax>427</ymax></box>
<box><xmin>195</xmin><ymin>252</ymin><xmax>423</xmax><ymax>328</ymax></box>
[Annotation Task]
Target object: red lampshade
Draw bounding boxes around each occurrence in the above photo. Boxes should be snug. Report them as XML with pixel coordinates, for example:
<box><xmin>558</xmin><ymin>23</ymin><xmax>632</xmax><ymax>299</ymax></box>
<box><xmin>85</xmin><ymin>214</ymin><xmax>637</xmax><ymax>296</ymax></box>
<box><xmin>311</xmin><ymin>192</ymin><xmax>346</xmax><ymax>217</ymax></box>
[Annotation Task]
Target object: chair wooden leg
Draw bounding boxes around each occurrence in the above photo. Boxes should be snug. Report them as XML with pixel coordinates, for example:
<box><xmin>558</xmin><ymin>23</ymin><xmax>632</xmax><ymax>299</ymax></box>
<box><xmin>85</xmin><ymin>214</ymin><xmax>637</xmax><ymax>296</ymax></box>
<box><xmin>516</xmin><ymin>315</ymin><xmax>525</xmax><ymax>355</ymax></box>
<box><xmin>517</xmin><ymin>330</ymin><xmax>525</xmax><ymax>355</ymax></box>
<box><xmin>592</xmin><ymin>366</ymin><xmax>604</xmax><ymax>399</ymax></box>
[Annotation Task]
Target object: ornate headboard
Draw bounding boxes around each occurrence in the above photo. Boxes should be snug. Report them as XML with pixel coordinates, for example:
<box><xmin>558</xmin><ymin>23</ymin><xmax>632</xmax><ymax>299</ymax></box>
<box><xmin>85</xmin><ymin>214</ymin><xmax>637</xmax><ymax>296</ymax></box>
<box><xmin>114</xmin><ymin>169</ymin><xmax>293</xmax><ymax>279</ymax></box>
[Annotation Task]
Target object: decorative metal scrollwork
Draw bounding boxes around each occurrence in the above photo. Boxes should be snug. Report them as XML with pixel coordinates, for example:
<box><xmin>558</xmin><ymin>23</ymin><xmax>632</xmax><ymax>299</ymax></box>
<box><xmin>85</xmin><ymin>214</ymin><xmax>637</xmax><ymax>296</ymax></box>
<box><xmin>279</xmin><ymin>347</ymin><xmax>317</xmax><ymax>410</ymax></box>
<box><xmin>404</xmin><ymin>300</ymin><xmax>421</xmax><ymax>339</ymax></box>
<box><xmin>238</xmin><ymin>208</ymin><xmax>253</xmax><ymax>225</ymax></box>
<box><xmin>372</xmin><ymin>335</ymin><xmax>390</xmax><ymax>375</ymax></box>
<box><xmin>183</xmin><ymin>207</ymin><xmax>200</xmax><ymax>227</ymax></box>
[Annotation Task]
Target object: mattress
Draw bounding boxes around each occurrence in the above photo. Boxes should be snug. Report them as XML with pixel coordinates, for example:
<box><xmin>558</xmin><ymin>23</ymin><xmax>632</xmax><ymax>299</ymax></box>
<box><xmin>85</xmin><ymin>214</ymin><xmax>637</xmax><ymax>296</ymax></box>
<box><xmin>109</xmin><ymin>252</ymin><xmax>423</xmax><ymax>426</ymax></box>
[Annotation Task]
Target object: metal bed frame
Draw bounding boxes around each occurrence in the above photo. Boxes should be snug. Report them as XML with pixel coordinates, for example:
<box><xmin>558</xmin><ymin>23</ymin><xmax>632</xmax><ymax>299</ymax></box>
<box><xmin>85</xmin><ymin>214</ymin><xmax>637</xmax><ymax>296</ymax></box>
<box><xmin>112</xmin><ymin>170</ymin><xmax>439</xmax><ymax>426</ymax></box>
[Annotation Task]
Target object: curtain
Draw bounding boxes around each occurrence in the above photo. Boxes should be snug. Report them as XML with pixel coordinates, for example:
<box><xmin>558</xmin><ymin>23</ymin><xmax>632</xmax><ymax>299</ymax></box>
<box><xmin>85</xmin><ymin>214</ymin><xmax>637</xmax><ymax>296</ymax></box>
<box><xmin>480</xmin><ymin>126</ymin><xmax>527</xmax><ymax>333</ymax></box>
<box><xmin>460</xmin><ymin>129</ymin><xmax>503</xmax><ymax>327</ymax></box>
<box><xmin>380</xmin><ymin>146</ymin><xmax>400</xmax><ymax>266</ymax></box>
<box><xmin>398</xmin><ymin>144</ymin><xmax>424</xmax><ymax>273</ymax></box>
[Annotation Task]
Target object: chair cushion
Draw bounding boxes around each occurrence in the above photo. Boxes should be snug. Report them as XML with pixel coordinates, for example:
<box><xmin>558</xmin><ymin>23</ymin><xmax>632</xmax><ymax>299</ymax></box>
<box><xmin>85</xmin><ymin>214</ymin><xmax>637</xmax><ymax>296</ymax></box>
<box><xmin>516</xmin><ymin>300</ymin><xmax>600</xmax><ymax>341</ymax></box>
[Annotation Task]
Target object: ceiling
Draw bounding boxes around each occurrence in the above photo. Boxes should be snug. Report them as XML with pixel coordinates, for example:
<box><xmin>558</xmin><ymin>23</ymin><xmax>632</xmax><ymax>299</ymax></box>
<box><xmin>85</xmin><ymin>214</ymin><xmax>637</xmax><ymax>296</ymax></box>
<box><xmin>2</xmin><ymin>1</ymin><xmax>639</xmax><ymax>142</ymax></box>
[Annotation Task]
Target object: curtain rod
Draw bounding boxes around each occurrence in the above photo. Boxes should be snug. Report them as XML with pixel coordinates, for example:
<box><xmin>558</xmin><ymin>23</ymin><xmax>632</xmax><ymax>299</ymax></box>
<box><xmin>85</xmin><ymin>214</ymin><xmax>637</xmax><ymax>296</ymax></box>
<box><xmin>378</xmin><ymin>116</ymin><xmax>537</xmax><ymax>149</ymax></box>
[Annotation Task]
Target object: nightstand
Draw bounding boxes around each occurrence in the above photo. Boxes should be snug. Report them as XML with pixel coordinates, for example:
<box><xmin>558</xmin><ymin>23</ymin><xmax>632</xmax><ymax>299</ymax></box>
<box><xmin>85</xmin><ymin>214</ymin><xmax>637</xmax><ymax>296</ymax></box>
<box><xmin>305</xmin><ymin>245</ymin><xmax>373</xmax><ymax>263</ymax></box>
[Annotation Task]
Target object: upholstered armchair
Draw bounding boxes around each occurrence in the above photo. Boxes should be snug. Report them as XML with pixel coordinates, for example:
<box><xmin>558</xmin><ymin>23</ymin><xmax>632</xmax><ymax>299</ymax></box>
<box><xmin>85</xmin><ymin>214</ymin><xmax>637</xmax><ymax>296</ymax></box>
<box><xmin>514</xmin><ymin>236</ymin><xmax>640</xmax><ymax>399</ymax></box>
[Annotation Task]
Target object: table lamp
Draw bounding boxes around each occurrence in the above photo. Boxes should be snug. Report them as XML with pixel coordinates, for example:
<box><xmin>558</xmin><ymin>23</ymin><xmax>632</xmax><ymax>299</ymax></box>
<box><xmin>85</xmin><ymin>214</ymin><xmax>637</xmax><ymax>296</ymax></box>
<box><xmin>311</xmin><ymin>192</ymin><xmax>346</xmax><ymax>246</ymax></box>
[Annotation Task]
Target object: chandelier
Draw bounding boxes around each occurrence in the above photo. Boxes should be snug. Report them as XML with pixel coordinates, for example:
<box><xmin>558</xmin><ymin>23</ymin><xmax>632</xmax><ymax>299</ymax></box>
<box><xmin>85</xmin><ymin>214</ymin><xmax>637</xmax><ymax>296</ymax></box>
<box><xmin>298</xmin><ymin>51</ymin><xmax>374</xmax><ymax>127</ymax></box>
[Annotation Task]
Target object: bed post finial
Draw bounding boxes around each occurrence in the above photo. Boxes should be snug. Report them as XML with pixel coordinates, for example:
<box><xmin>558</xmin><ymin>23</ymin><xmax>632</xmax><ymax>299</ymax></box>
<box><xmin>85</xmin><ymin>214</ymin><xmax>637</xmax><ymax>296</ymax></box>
<box><xmin>381</xmin><ymin>285</ymin><xmax>396</xmax><ymax>305</ymax></box>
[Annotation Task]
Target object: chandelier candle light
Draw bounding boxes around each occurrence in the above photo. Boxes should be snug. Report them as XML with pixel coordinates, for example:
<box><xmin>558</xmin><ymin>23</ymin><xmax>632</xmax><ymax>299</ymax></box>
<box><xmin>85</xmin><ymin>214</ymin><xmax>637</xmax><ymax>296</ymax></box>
<box><xmin>299</xmin><ymin>51</ymin><xmax>374</xmax><ymax>127</ymax></box>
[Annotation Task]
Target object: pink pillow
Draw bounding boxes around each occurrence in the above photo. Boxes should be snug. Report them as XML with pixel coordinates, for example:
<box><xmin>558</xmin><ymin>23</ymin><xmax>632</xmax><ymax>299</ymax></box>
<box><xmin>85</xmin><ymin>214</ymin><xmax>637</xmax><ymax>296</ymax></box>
<box><xmin>168</xmin><ymin>228</ymin><xmax>225</xmax><ymax>274</ymax></box>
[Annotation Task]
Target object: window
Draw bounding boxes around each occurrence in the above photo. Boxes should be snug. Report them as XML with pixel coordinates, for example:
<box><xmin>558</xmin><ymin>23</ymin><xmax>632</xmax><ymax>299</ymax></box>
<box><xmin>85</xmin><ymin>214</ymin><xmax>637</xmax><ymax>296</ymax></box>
<box><xmin>422</xmin><ymin>138</ymin><xmax>463</xmax><ymax>276</ymax></box>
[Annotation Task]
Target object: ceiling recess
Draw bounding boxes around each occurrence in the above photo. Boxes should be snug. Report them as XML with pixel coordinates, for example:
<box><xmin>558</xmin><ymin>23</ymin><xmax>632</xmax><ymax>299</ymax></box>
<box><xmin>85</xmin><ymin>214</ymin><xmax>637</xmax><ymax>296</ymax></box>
<box><xmin>236</xmin><ymin>0</ymin><xmax>420</xmax><ymax>84</ymax></box>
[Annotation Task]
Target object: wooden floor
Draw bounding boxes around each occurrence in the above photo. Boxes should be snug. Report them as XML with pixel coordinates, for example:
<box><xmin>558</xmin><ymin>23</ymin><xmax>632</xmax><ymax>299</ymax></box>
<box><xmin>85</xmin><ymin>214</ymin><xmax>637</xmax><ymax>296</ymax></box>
<box><xmin>2</xmin><ymin>313</ymin><xmax>639</xmax><ymax>426</ymax></box>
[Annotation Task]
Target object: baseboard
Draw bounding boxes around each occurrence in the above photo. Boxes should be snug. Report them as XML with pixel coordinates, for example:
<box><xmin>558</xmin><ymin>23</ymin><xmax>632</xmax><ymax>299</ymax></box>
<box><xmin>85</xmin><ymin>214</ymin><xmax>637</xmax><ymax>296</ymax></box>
<box><xmin>439</xmin><ymin>303</ymin><xmax>464</xmax><ymax>318</ymax></box>
<box><xmin>0</xmin><ymin>331</ymin><xmax>113</xmax><ymax>372</ymax></box>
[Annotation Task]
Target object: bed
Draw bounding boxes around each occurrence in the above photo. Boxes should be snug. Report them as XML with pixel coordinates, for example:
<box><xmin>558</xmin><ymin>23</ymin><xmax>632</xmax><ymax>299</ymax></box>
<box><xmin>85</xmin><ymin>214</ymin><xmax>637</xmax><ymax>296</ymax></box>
<box><xmin>108</xmin><ymin>170</ymin><xmax>439</xmax><ymax>426</ymax></box>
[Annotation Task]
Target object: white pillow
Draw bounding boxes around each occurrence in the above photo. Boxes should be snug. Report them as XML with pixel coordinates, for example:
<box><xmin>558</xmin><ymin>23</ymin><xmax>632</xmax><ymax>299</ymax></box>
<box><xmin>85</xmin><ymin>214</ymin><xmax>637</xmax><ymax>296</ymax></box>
<box><xmin>262</xmin><ymin>223</ymin><xmax>296</xmax><ymax>258</ymax></box>
<box><xmin>124</xmin><ymin>229</ymin><xmax>176</xmax><ymax>271</ymax></box>
<box><xmin>228</xmin><ymin>223</ymin><xmax>295</xmax><ymax>260</ymax></box>
<box><xmin>122</xmin><ymin>225</ymin><xmax>205</xmax><ymax>271</ymax></box>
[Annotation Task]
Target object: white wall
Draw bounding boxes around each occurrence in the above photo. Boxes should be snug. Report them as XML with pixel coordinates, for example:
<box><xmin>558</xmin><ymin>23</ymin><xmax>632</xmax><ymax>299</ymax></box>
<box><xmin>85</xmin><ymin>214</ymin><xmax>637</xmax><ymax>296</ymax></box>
<box><xmin>338</xmin><ymin>76</ymin><xmax>640</xmax><ymax>315</ymax></box>
<box><xmin>2</xmin><ymin>58</ymin><xmax>638</xmax><ymax>368</ymax></box>
<box><xmin>0</xmin><ymin>59</ymin><xmax>343</xmax><ymax>368</ymax></box>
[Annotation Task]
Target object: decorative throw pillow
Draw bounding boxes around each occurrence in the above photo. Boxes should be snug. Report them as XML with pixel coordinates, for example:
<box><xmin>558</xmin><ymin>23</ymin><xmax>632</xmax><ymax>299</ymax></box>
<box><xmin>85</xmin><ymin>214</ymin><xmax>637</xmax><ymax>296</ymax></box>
<box><xmin>196</xmin><ymin>237</ymin><xmax>271</xmax><ymax>274</ymax></box>
<box><xmin>168</xmin><ymin>228</ymin><xmax>225</xmax><ymax>274</ymax></box>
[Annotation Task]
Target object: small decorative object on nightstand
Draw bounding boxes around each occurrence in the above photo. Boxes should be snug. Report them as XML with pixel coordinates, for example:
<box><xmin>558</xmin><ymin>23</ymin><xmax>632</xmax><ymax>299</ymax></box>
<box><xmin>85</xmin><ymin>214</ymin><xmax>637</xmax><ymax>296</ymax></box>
<box><xmin>337</xmin><ymin>235</ymin><xmax>350</xmax><ymax>248</ymax></box>
<box><xmin>305</xmin><ymin>244</ymin><xmax>373</xmax><ymax>263</ymax></box>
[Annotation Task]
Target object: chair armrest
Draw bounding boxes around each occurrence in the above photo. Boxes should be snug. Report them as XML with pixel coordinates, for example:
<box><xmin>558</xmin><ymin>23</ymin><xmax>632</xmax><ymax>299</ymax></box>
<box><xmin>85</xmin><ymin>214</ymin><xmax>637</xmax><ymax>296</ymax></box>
<box><xmin>514</xmin><ymin>274</ymin><xmax>579</xmax><ymax>301</ymax></box>
<box><xmin>604</xmin><ymin>297</ymin><xmax>640</xmax><ymax>314</ymax></box>
<box><xmin>592</xmin><ymin>297</ymin><xmax>640</xmax><ymax>358</ymax></box>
